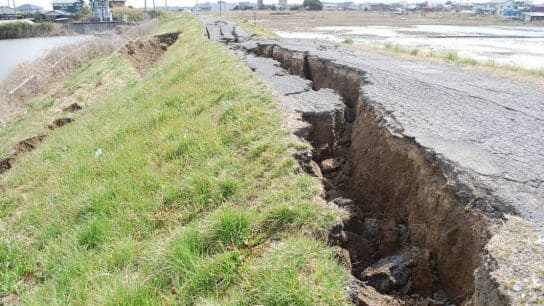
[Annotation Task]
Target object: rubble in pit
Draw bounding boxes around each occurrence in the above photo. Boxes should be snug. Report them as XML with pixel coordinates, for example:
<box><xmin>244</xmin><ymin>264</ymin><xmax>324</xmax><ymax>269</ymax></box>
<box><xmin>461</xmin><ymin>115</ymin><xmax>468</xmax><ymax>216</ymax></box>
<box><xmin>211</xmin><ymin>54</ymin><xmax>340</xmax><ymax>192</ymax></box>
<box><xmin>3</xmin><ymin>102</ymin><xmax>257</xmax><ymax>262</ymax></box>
<box><xmin>236</xmin><ymin>39</ymin><xmax>512</xmax><ymax>305</ymax></box>
<box><xmin>227</xmin><ymin>41</ymin><xmax>453</xmax><ymax>305</ymax></box>
<box><xmin>204</xmin><ymin>19</ymin><xmax>249</xmax><ymax>43</ymax></box>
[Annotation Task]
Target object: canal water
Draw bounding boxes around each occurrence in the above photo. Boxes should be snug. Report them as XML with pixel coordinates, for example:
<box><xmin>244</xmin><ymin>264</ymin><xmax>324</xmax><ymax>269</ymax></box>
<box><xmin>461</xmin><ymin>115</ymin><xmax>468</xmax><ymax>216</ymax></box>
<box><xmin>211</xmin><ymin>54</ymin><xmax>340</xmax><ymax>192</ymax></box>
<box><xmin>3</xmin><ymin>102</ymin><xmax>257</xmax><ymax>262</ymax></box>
<box><xmin>0</xmin><ymin>35</ymin><xmax>92</xmax><ymax>81</ymax></box>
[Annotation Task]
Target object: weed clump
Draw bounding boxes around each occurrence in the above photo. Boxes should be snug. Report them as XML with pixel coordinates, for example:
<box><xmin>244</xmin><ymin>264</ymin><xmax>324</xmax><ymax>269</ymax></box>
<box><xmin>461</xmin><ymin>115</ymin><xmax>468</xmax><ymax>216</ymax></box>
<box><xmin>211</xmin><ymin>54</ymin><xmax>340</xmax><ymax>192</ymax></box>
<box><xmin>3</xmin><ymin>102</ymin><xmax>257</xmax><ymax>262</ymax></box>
<box><xmin>446</xmin><ymin>51</ymin><xmax>459</xmax><ymax>62</ymax></box>
<box><xmin>343</xmin><ymin>37</ymin><xmax>354</xmax><ymax>44</ymax></box>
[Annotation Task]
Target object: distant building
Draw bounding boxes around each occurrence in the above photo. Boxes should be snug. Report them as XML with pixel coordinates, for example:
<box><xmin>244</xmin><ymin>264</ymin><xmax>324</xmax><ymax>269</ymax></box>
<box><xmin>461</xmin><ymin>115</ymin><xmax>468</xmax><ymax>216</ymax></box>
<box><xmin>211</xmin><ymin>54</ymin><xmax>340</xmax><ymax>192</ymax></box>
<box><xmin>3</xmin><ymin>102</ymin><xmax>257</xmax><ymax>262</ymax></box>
<box><xmin>109</xmin><ymin>0</ymin><xmax>125</xmax><ymax>7</ymax></box>
<box><xmin>323</xmin><ymin>3</ymin><xmax>338</xmax><ymax>10</ymax></box>
<box><xmin>237</xmin><ymin>1</ymin><xmax>257</xmax><ymax>10</ymax></box>
<box><xmin>39</xmin><ymin>9</ymin><xmax>73</xmax><ymax>21</ymax></box>
<box><xmin>52</xmin><ymin>0</ymin><xmax>84</xmax><ymax>13</ymax></box>
<box><xmin>0</xmin><ymin>6</ymin><xmax>17</xmax><ymax>19</ymax></box>
<box><xmin>257</xmin><ymin>0</ymin><xmax>263</xmax><ymax>9</ymax></box>
<box><xmin>17</xmin><ymin>4</ymin><xmax>43</xmax><ymax>14</ymax></box>
<box><xmin>532</xmin><ymin>5</ymin><xmax>544</xmax><ymax>12</ymax></box>
<box><xmin>278</xmin><ymin>0</ymin><xmax>287</xmax><ymax>8</ymax></box>
<box><xmin>494</xmin><ymin>0</ymin><xmax>531</xmax><ymax>18</ymax></box>
<box><xmin>473</xmin><ymin>5</ymin><xmax>495</xmax><ymax>15</ymax></box>
<box><xmin>362</xmin><ymin>3</ymin><xmax>390</xmax><ymax>11</ymax></box>
<box><xmin>194</xmin><ymin>2</ymin><xmax>237</xmax><ymax>12</ymax></box>
<box><xmin>338</xmin><ymin>2</ymin><xmax>361</xmax><ymax>10</ymax></box>
<box><xmin>90</xmin><ymin>0</ymin><xmax>112</xmax><ymax>22</ymax></box>
<box><xmin>522</xmin><ymin>11</ymin><xmax>544</xmax><ymax>21</ymax></box>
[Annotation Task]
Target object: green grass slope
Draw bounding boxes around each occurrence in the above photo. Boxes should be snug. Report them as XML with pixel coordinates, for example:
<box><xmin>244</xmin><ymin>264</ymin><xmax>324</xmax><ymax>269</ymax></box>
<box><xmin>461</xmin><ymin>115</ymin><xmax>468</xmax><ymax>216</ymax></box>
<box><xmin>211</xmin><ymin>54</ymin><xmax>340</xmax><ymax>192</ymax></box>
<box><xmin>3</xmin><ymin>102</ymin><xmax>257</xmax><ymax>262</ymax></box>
<box><xmin>0</xmin><ymin>15</ymin><xmax>349</xmax><ymax>305</ymax></box>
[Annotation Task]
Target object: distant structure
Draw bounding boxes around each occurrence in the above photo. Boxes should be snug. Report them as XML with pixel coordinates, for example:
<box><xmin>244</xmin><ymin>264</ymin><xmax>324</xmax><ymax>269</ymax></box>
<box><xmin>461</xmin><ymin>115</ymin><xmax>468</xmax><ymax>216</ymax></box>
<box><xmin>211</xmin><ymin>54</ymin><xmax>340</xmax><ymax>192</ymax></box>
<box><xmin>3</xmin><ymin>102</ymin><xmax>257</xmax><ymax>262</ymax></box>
<box><xmin>278</xmin><ymin>0</ymin><xmax>287</xmax><ymax>9</ymax></box>
<box><xmin>522</xmin><ymin>11</ymin><xmax>544</xmax><ymax>21</ymax></box>
<box><xmin>16</xmin><ymin>3</ymin><xmax>43</xmax><ymax>14</ymax></box>
<box><xmin>238</xmin><ymin>1</ymin><xmax>257</xmax><ymax>9</ymax></box>
<box><xmin>52</xmin><ymin>0</ymin><xmax>84</xmax><ymax>13</ymax></box>
<box><xmin>257</xmin><ymin>0</ymin><xmax>263</xmax><ymax>9</ymax></box>
<box><xmin>0</xmin><ymin>6</ymin><xmax>17</xmax><ymax>19</ymax></box>
<box><xmin>41</xmin><ymin>9</ymin><xmax>72</xmax><ymax>20</ymax></box>
<box><xmin>90</xmin><ymin>0</ymin><xmax>112</xmax><ymax>22</ymax></box>
<box><xmin>193</xmin><ymin>1</ymin><xmax>236</xmax><ymax>12</ymax></box>
<box><xmin>109</xmin><ymin>0</ymin><xmax>126</xmax><ymax>7</ymax></box>
<box><xmin>533</xmin><ymin>5</ymin><xmax>544</xmax><ymax>12</ymax></box>
<box><xmin>323</xmin><ymin>3</ymin><xmax>337</xmax><ymax>10</ymax></box>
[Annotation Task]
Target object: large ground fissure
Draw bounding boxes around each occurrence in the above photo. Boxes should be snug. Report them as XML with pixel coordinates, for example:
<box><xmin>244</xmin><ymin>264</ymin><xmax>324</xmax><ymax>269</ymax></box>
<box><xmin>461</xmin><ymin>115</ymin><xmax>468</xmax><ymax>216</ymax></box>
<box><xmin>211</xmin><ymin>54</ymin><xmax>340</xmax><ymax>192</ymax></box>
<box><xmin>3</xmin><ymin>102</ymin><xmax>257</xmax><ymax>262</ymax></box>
<box><xmin>250</xmin><ymin>42</ymin><xmax>499</xmax><ymax>305</ymax></box>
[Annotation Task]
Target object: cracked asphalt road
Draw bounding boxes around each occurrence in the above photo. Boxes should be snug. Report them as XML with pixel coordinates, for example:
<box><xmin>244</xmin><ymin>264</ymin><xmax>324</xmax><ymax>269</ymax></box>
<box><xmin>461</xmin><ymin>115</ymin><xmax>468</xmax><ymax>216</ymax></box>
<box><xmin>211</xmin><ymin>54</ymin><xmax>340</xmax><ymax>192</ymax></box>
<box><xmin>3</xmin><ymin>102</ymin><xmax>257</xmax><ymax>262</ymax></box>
<box><xmin>252</xmin><ymin>39</ymin><xmax>544</xmax><ymax>231</ymax></box>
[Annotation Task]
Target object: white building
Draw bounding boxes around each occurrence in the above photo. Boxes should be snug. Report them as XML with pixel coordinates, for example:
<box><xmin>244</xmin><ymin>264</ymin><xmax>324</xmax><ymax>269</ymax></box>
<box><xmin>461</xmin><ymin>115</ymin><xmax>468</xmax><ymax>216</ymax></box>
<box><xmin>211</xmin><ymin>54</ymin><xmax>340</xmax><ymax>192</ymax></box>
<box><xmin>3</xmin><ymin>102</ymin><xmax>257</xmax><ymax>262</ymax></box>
<box><xmin>91</xmin><ymin>0</ymin><xmax>112</xmax><ymax>22</ymax></box>
<box><xmin>323</xmin><ymin>3</ymin><xmax>338</xmax><ymax>10</ymax></box>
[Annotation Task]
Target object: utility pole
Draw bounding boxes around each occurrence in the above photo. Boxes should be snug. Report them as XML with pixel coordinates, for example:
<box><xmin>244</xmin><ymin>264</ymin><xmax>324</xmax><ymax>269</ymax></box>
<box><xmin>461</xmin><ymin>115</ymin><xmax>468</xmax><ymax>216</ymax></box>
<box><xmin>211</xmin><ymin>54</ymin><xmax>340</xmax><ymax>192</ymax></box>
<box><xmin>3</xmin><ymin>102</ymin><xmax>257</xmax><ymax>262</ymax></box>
<box><xmin>219</xmin><ymin>0</ymin><xmax>222</xmax><ymax>16</ymax></box>
<box><xmin>144</xmin><ymin>0</ymin><xmax>147</xmax><ymax>14</ymax></box>
<box><xmin>164</xmin><ymin>0</ymin><xmax>167</xmax><ymax>11</ymax></box>
<box><xmin>12</xmin><ymin>0</ymin><xmax>16</xmax><ymax>19</ymax></box>
<box><xmin>152</xmin><ymin>0</ymin><xmax>155</xmax><ymax>11</ymax></box>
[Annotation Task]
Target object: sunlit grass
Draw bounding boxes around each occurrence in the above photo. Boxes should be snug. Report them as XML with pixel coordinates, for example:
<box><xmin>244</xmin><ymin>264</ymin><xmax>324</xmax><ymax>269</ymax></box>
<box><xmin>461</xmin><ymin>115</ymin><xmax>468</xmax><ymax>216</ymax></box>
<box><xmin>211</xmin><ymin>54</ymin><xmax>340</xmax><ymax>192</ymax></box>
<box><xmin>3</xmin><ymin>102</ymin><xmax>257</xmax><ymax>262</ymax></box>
<box><xmin>0</xmin><ymin>14</ymin><xmax>348</xmax><ymax>305</ymax></box>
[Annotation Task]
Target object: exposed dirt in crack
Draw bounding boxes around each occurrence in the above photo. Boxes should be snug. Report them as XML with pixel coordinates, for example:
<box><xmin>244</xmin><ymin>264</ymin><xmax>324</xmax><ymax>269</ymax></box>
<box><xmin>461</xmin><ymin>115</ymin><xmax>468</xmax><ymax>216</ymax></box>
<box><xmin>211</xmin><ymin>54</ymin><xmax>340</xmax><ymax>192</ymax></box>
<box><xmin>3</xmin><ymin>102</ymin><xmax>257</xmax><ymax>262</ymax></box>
<box><xmin>121</xmin><ymin>32</ymin><xmax>180</xmax><ymax>74</ymax></box>
<box><xmin>12</xmin><ymin>135</ymin><xmax>47</xmax><ymax>156</ymax></box>
<box><xmin>63</xmin><ymin>102</ymin><xmax>83</xmax><ymax>113</ymax></box>
<box><xmin>0</xmin><ymin>134</ymin><xmax>47</xmax><ymax>174</ymax></box>
<box><xmin>239</xmin><ymin>41</ymin><xmax>505</xmax><ymax>305</ymax></box>
<box><xmin>47</xmin><ymin>117</ymin><xmax>74</xmax><ymax>130</ymax></box>
<box><xmin>0</xmin><ymin>157</ymin><xmax>14</xmax><ymax>174</ymax></box>
<box><xmin>1</xmin><ymin>118</ymin><xmax>74</xmax><ymax>175</ymax></box>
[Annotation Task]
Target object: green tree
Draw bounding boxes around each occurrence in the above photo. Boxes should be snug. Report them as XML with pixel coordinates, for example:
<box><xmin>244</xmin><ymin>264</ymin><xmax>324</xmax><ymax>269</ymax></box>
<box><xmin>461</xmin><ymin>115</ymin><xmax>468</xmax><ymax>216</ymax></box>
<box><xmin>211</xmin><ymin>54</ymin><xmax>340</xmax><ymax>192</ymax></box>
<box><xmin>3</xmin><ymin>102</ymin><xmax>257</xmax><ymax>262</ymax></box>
<box><xmin>303</xmin><ymin>0</ymin><xmax>322</xmax><ymax>10</ymax></box>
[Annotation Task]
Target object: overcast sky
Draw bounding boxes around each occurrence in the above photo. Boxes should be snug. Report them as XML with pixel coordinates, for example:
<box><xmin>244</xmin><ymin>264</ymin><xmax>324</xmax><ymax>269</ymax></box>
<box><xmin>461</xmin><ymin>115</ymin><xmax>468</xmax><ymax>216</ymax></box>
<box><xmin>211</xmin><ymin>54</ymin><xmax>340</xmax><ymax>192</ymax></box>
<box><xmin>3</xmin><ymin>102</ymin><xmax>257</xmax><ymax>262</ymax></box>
<box><xmin>5</xmin><ymin>0</ymin><xmax>543</xmax><ymax>13</ymax></box>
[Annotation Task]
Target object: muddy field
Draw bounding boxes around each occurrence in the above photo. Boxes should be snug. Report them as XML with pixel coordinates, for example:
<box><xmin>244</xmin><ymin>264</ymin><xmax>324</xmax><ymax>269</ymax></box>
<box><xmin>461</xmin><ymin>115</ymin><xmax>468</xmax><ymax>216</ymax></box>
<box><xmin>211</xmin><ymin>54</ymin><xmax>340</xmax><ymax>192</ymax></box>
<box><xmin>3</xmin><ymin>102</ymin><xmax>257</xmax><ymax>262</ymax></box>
<box><xmin>222</xmin><ymin>11</ymin><xmax>544</xmax><ymax>69</ymax></box>
<box><xmin>223</xmin><ymin>11</ymin><xmax>533</xmax><ymax>29</ymax></box>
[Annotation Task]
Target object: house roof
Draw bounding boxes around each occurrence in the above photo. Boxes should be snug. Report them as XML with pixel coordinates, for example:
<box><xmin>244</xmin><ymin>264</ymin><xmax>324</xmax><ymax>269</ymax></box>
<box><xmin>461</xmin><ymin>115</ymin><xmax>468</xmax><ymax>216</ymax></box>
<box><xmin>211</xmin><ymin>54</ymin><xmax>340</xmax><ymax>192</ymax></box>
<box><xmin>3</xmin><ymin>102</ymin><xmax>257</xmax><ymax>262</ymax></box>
<box><xmin>523</xmin><ymin>12</ymin><xmax>544</xmax><ymax>16</ymax></box>
<box><xmin>17</xmin><ymin>4</ymin><xmax>43</xmax><ymax>10</ymax></box>
<box><xmin>52</xmin><ymin>0</ymin><xmax>80</xmax><ymax>5</ymax></box>
<box><xmin>40</xmin><ymin>9</ymin><xmax>72</xmax><ymax>15</ymax></box>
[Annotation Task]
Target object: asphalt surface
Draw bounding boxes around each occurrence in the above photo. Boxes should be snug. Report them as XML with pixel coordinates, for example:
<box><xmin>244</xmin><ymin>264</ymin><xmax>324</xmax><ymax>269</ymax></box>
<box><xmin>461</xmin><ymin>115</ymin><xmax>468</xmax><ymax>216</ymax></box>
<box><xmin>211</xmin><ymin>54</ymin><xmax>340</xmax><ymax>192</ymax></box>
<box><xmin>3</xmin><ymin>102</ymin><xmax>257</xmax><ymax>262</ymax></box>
<box><xmin>250</xmin><ymin>39</ymin><xmax>544</xmax><ymax>232</ymax></box>
<box><xmin>202</xmin><ymin>17</ymin><xmax>544</xmax><ymax>302</ymax></box>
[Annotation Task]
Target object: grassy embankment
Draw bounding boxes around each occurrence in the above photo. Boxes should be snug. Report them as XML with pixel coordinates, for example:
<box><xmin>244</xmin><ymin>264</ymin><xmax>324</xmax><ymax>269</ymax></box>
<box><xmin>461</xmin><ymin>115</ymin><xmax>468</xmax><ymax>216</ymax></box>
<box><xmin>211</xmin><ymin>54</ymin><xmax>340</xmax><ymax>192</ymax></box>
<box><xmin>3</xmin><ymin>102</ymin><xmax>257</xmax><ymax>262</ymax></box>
<box><xmin>0</xmin><ymin>14</ymin><xmax>349</xmax><ymax>304</ymax></box>
<box><xmin>0</xmin><ymin>22</ymin><xmax>61</xmax><ymax>40</ymax></box>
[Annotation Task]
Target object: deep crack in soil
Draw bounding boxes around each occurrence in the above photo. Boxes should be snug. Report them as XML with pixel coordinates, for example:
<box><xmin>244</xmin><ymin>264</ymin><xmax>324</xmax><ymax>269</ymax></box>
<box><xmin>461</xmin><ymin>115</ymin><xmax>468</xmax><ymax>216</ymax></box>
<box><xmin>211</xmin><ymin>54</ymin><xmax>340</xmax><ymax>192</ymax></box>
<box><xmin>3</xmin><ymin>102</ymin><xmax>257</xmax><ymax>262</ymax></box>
<box><xmin>232</xmin><ymin>41</ymin><xmax>504</xmax><ymax>305</ymax></box>
<box><xmin>122</xmin><ymin>32</ymin><xmax>180</xmax><ymax>74</ymax></box>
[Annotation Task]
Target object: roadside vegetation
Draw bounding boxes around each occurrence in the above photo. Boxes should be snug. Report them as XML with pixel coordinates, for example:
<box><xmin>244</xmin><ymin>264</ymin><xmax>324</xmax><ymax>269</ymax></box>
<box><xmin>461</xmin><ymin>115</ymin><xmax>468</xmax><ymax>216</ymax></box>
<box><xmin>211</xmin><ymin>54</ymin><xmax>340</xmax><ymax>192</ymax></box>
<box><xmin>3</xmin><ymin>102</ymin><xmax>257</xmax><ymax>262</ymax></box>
<box><xmin>0</xmin><ymin>14</ymin><xmax>349</xmax><ymax>304</ymax></box>
<box><xmin>377</xmin><ymin>41</ymin><xmax>544</xmax><ymax>79</ymax></box>
<box><xmin>112</xmin><ymin>8</ymin><xmax>169</xmax><ymax>22</ymax></box>
<box><xmin>0</xmin><ymin>21</ymin><xmax>61</xmax><ymax>40</ymax></box>
<box><xmin>226</xmin><ymin>17</ymin><xmax>279</xmax><ymax>40</ymax></box>
<box><xmin>112</xmin><ymin>7</ymin><xmax>145</xmax><ymax>21</ymax></box>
